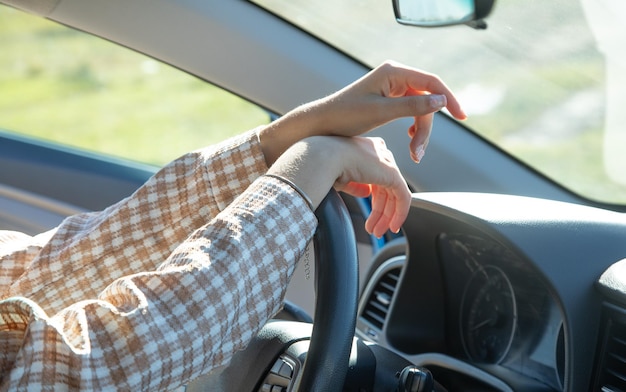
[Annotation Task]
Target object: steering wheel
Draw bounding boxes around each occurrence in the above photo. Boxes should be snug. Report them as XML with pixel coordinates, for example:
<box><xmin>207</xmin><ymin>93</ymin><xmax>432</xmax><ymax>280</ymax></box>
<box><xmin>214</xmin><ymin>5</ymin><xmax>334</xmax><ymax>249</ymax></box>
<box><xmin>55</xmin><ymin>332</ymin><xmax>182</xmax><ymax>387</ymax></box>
<box><xmin>295</xmin><ymin>189</ymin><xmax>359</xmax><ymax>391</ymax></box>
<box><xmin>187</xmin><ymin>190</ymin><xmax>359</xmax><ymax>392</ymax></box>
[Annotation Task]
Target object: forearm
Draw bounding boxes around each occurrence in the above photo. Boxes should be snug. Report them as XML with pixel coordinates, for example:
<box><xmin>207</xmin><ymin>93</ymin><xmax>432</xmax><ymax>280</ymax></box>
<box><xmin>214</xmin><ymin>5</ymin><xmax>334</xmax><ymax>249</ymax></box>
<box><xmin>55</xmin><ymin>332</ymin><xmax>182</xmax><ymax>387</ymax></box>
<box><xmin>266</xmin><ymin>136</ymin><xmax>340</xmax><ymax>209</ymax></box>
<box><xmin>0</xmin><ymin>177</ymin><xmax>317</xmax><ymax>391</ymax></box>
<box><xmin>257</xmin><ymin>100</ymin><xmax>324</xmax><ymax>166</ymax></box>
<box><xmin>4</xmin><ymin>130</ymin><xmax>268</xmax><ymax>314</ymax></box>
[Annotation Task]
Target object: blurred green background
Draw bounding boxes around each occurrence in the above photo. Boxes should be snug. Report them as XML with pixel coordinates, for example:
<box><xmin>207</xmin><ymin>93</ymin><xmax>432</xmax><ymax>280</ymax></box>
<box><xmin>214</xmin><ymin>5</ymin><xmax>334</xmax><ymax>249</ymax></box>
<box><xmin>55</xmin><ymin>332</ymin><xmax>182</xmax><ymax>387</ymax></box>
<box><xmin>0</xmin><ymin>5</ymin><xmax>270</xmax><ymax>166</ymax></box>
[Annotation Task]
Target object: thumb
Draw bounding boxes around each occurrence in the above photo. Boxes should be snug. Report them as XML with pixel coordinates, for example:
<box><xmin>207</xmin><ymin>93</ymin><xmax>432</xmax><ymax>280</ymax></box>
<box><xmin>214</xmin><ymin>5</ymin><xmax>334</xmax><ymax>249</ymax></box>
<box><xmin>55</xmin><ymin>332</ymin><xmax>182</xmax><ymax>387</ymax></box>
<box><xmin>382</xmin><ymin>93</ymin><xmax>447</xmax><ymax>120</ymax></box>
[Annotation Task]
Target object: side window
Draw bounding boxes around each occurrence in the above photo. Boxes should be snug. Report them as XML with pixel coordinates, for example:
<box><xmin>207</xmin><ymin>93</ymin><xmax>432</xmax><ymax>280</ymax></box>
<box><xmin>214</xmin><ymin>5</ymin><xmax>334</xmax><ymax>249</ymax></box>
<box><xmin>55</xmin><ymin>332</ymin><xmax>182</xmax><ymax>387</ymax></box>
<box><xmin>0</xmin><ymin>5</ymin><xmax>270</xmax><ymax>166</ymax></box>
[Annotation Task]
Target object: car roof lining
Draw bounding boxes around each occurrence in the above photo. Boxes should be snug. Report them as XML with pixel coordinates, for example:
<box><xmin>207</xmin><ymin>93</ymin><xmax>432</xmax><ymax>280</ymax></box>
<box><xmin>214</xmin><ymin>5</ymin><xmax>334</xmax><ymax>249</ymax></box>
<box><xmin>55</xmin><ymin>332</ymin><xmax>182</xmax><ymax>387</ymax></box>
<box><xmin>1</xmin><ymin>0</ymin><xmax>61</xmax><ymax>16</ymax></box>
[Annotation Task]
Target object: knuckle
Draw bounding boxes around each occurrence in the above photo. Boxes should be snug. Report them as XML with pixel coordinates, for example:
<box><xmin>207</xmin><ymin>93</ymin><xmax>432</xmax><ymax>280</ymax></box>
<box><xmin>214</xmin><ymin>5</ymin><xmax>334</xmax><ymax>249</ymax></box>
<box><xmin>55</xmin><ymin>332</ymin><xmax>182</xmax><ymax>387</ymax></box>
<box><xmin>407</xmin><ymin>96</ymin><xmax>426</xmax><ymax>114</ymax></box>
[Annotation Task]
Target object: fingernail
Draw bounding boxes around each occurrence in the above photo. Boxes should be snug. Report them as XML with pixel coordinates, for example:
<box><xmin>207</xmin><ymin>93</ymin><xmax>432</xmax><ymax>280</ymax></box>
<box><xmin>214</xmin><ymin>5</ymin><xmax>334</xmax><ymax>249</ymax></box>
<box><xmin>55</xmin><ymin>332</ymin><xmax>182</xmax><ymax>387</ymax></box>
<box><xmin>414</xmin><ymin>144</ymin><xmax>425</xmax><ymax>163</ymax></box>
<box><xmin>430</xmin><ymin>94</ymin><xmax>446</xmax><ymax>110</ymax></box>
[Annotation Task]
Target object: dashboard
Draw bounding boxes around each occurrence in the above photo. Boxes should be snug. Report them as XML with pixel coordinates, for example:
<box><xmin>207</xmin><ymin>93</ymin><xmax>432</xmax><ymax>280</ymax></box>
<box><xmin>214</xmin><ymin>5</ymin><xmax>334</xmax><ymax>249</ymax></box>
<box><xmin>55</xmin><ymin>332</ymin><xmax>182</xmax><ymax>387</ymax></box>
<box><xmin>355</xmin><ymin>192</ymin><xmax>626</xmax><ymax>391</ymax></box>
<box><xmin>439</xmin><ymin>232</ymin><xmax>564</xmax><ymax>389</ymax></box>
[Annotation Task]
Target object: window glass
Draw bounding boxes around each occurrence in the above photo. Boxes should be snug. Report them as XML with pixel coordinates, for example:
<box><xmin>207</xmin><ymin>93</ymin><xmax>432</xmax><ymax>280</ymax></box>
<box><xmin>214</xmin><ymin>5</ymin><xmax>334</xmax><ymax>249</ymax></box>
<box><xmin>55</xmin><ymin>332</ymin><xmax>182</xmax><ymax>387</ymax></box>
<box><xmin>0</xmin><ymin>5</ymin><xmax>270</xmax><ymax>166</ymax></box>
<box><xmin>253</xmin><ymin>0</ymin><xmax>626</xmax><ymax>205</ymax></box>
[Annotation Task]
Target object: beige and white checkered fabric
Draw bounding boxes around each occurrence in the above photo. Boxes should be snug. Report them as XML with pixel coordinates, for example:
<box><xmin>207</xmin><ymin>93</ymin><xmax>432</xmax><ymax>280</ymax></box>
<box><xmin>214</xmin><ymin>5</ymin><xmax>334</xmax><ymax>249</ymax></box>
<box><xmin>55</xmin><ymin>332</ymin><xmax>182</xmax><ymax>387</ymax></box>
<box><xmin>0</xmin><ymin>129</ymin><xmax>317</xmax><ymax>391</ymax></box>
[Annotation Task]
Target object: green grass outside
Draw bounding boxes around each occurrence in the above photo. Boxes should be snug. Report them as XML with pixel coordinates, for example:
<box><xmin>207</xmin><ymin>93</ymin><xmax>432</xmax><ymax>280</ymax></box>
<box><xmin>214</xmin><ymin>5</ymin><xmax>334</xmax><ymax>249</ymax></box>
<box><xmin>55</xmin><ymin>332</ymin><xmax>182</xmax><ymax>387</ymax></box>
<box><xmin>0</xmin><ymin>6</ymin><xmax>270</xmax><ymax>166</ymax></box>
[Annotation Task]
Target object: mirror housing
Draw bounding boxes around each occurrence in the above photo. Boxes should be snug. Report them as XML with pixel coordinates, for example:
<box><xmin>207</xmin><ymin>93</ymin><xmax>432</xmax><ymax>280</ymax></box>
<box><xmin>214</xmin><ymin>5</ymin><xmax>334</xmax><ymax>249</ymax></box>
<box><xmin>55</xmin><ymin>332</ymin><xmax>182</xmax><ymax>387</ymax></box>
<box><xmin>392</xmin><ymin>0</ymin><xmax>495</xmax><ymax>29</ymax></box>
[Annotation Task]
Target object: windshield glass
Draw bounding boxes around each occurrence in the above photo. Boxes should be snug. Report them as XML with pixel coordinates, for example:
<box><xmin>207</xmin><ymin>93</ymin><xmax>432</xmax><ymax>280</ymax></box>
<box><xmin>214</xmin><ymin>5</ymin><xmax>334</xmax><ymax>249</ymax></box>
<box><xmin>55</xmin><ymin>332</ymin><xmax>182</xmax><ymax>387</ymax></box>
<box><xmin>253</xmin><ymin>0</ymin><xmax>626</xmax><ymax>205</ymax></box>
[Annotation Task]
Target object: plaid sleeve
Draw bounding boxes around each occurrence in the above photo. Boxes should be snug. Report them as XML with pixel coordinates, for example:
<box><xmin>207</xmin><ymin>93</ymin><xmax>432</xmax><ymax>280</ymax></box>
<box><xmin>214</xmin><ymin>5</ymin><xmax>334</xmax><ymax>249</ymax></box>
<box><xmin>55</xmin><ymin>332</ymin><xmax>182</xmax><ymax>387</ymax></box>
<box><xmin>0</xmin><ymin>129</ymin><xmax>318</xmax><ymax>390</ymax></box>
<box><xmin>2</xmin><ymin>129</ymin><xmax>268</xmax><ymax>315</ymax></box>
<box><xmin>0</xmin><ymin>230</ymin><xmax>55</xmax><ymax>290</ymax></box>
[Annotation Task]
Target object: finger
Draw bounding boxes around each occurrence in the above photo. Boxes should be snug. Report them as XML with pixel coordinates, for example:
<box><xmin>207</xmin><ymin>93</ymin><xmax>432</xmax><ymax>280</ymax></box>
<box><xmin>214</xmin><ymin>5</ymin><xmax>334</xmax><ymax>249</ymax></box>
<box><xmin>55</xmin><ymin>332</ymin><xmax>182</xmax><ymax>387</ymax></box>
<box><xmin>407</xmin><ymin>123</ymin><xmax>416</xmax><ymax>138</ymax></box>
<box><xmin>365</xmin><ymin>188</ymin><xmax>387</xmax><ymax>237</ymax></box>
<box><xmin>388</xmin><ymin>187</ymin><xmax>411</xmax><ymax>233</ymax></box>
<box><xmin>379</xmin><ymin>93</ymin><xmax>447</xmax><ymax>124</ymax></box>
<box><xmin>409</xmin><ymin>113</ymin><xmax>434</xmax><ymax>163</ymax></box>
<box><xmin>371</xmin><ymin>189</ymin><xmax>397</xmax><ymax>237</ymax></box>
<box><xmin>384</xmin><ymin>61</ymin><xmax>467</xmax><ymax>120</ymax></box>
<box><xmin>405</xmin><ymin>78</ymin><xmax>466</xmax><ymax>120</ymax></box>
<box><xmin>368</xmin><ymin>187</ymin><xmax>410</xmax><ymax>237</ymax></box>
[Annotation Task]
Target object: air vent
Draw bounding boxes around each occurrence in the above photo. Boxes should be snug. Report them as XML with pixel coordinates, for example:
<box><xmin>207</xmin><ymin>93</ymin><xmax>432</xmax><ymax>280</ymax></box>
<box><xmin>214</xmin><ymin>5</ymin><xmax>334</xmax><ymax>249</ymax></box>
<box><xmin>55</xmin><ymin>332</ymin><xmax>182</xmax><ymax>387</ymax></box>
<box><xmin>595</xmin><ymin>308</ymin><xmax>626</xmax><ymax>391</ymax></box>
<box><xmin>361</xmin><ymin>264</ymin><xmax>402</xmax><ymax>330</ymax></box>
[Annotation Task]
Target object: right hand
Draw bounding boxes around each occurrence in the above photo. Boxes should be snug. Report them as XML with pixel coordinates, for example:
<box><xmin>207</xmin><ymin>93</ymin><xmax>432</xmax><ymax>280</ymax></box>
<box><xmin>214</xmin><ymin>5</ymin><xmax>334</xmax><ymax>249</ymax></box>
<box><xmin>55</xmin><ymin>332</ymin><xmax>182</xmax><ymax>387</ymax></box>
<box><xmin>259</xmin><ymin>60</ymin><xmax>466</xmax><ymax>165</ymax></box>
<box><xmin>267</xmin><ymin>135</ymin><xmax>410</xmax><ymax>238</ymax></box>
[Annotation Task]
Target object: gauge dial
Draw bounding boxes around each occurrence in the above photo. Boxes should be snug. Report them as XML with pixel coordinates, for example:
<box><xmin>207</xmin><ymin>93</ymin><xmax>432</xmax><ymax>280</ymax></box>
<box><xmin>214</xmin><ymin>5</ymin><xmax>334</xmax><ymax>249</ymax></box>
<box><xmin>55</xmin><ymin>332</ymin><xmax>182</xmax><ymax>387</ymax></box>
<box><xmin>460</xmin><ymin>265</ymin><xmax>517</xmax><ymax>364</ymax></box>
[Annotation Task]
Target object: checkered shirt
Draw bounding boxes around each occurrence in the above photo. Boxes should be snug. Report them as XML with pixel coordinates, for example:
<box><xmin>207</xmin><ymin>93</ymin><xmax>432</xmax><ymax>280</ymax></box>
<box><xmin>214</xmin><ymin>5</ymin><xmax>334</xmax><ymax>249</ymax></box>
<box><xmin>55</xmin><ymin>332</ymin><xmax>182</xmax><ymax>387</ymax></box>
<box><xmin>0</xmin><ymin>129</ymin><xmax>317</xmax><ymax>391</ymax></box>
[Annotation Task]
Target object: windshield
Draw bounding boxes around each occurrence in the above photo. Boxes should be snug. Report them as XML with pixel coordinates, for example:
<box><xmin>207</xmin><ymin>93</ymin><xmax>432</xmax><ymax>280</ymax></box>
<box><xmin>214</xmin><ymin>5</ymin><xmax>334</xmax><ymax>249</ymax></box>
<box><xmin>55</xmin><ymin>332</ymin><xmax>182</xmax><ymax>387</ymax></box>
<box><xmin>253</xmin><ymin>0</ymin><xmax>626</xmax><ymax>205</ymax></box>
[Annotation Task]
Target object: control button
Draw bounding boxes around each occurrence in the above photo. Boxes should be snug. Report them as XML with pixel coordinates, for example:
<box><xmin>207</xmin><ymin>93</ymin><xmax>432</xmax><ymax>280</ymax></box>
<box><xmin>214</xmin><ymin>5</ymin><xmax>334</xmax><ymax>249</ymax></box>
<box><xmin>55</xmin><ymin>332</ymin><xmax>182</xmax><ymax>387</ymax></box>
<box><xmin>258</xmin><ymin>355</ymin><xmax>296</xmax><ymax>392</ymax></box>
<box><xmin>278</xmin><ymin>361</ymin><xmax>294</xmax><ymax>378</ymax></box>
<box><xmin>270</xmin><ymin>360</ymin><xmax>283</xmax><ymax>374</ymax></box>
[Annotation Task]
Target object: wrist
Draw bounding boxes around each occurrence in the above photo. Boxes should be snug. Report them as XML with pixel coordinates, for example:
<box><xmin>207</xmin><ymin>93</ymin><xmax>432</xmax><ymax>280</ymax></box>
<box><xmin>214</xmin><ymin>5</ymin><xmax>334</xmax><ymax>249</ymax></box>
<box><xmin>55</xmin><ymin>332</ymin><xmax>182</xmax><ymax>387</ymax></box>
<box><xmin>267</xmin><ymin>136</ymin><xmax>342</xmax><ymax>209</ymax></box>
<box><xmin>258</xmin><ymin>99</ymin><xmax>329</xmax><ymax>166</ymax></box>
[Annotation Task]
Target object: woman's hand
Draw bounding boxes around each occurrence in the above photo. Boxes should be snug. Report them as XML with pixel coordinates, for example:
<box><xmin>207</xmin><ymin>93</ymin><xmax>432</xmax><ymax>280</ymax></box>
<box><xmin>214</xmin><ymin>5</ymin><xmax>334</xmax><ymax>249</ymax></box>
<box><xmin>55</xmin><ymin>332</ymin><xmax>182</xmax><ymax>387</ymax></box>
<box><xmin>268</xmin><ymin>136</ymin><xmax>410</xmax><ymax>238</ymax></box>
<box><xmin>259</xmin><ymin>60</ymin><xmax>466</xmax><ymax>165</ymax></box>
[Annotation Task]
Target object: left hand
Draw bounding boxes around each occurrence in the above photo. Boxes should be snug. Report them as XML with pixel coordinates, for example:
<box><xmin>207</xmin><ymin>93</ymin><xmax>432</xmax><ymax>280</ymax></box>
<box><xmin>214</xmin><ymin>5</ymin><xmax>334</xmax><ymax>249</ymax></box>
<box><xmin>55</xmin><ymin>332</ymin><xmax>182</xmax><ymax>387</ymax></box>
<box><xmin>259</xmin><ymin>60</ymin><xmax>466</xmax><ymax>165</ymax></box>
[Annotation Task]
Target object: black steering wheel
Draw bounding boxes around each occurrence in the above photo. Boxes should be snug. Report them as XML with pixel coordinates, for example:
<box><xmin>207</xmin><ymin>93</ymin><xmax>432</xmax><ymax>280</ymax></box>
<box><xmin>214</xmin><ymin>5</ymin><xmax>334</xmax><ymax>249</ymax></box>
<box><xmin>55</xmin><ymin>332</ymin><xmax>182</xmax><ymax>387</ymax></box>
<box><xmin>187</xmin><ymin>190</ymin><xmax>359</xmax><ymax>392</ymax></box>
<box><xmin>295</xmin><ymin>189</ymin><xmax>359</xmax><ymax>391</ymax></box>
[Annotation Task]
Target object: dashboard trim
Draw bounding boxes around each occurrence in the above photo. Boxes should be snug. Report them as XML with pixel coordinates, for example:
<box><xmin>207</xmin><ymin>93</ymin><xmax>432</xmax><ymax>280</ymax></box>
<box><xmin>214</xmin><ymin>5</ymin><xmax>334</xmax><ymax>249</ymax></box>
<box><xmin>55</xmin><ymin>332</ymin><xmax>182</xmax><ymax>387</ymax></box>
<box><xmin>408</xmin><ymin>352</ymin><xmax>514</xmax><ymax>392</ymax></box>
<box><xmin>357</xmin><ymin>255</ymin><xmax>405</xmax><ymax>345</ymax></box>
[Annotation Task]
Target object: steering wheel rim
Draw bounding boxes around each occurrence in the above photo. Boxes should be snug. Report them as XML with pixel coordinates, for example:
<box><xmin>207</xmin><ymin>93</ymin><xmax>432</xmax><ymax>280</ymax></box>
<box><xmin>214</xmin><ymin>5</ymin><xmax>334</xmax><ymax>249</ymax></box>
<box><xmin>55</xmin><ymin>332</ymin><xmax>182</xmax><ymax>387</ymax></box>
<box><xmin>293</xmin><ymin>190</ymin><xmax>359</xmax><ymax>392</ymax></box>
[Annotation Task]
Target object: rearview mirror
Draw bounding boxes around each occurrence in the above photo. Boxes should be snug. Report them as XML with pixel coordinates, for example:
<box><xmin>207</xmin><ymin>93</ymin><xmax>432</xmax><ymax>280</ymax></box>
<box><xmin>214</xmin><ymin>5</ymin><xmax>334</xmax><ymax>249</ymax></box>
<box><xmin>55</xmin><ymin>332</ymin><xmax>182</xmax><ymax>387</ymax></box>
<box><xmin>393</xmin><ymin>0</ymin><xmax>495</xmax><ymax>29</ymax></box>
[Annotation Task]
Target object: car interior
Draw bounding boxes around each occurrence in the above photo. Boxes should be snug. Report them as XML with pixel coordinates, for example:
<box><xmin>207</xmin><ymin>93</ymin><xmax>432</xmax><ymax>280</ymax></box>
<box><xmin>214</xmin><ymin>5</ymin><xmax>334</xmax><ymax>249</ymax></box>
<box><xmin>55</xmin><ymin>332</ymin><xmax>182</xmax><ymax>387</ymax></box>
<box><xmin>1</xmin><ymin>0</ymin><xmax>626</xmax><ymax>391</ymax></box>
